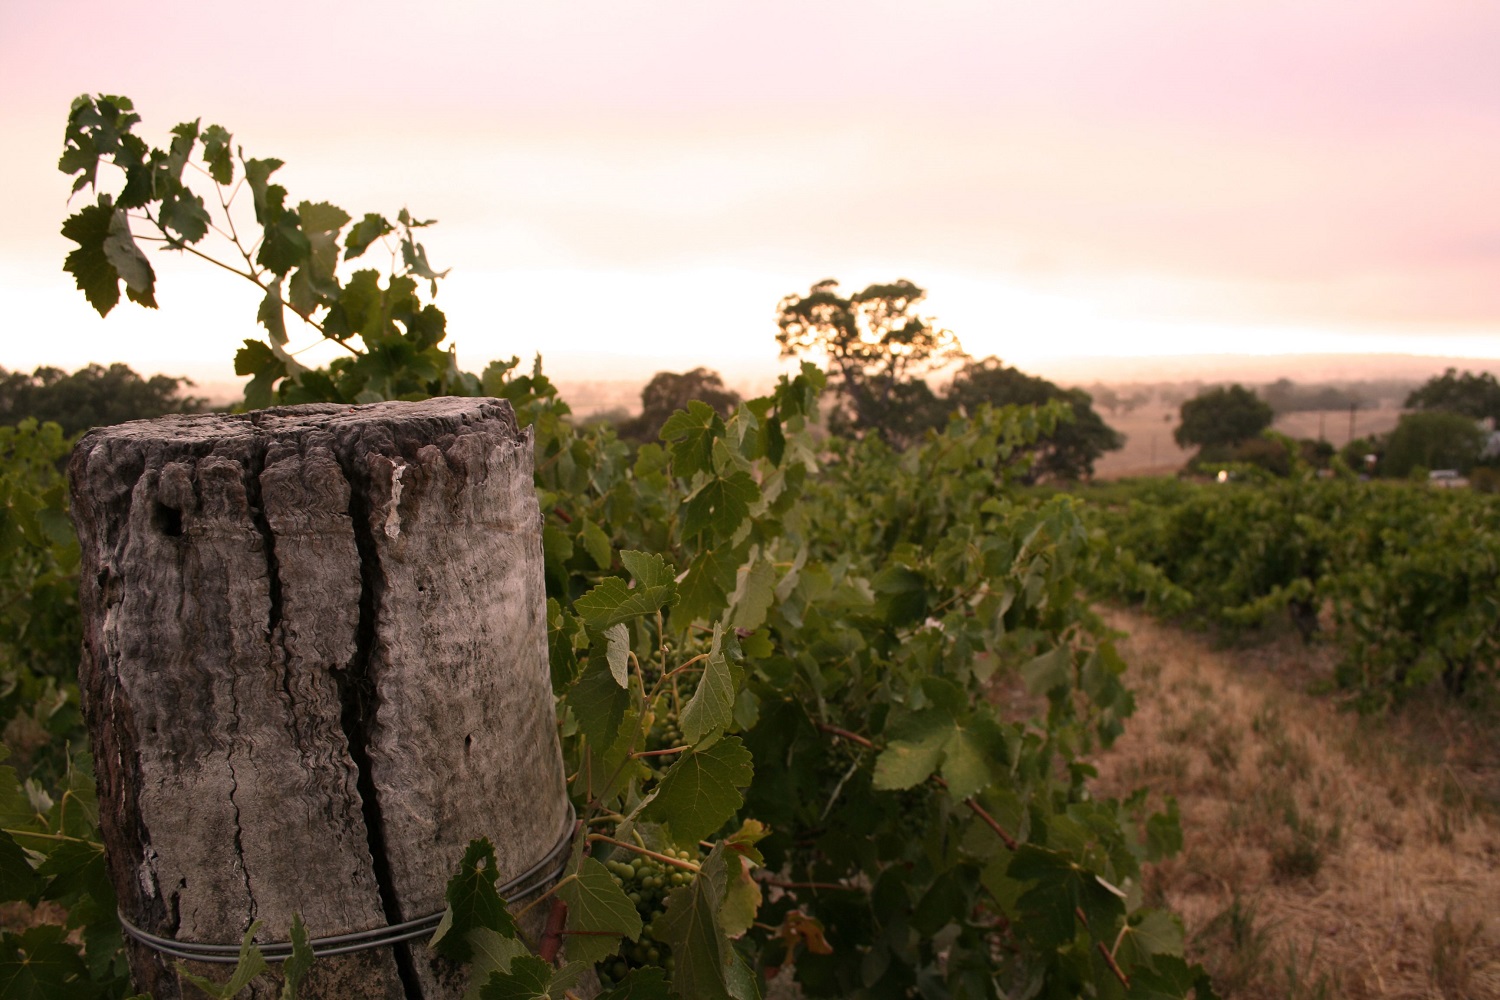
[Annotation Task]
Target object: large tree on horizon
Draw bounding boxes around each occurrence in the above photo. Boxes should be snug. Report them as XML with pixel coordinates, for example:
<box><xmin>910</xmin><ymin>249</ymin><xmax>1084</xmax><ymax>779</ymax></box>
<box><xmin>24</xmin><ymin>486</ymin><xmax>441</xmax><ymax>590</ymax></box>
<box><xmin>775</xmin><ymin>278</ymin><xmax>963</xmax><ymax>447</ymax></box>
<box><xmin>1174</xmin><ymin>384</ymin><xmax>1274</xmax><ymax>453</ymax></box>
<box><xmin>945</xmin><ymin>357</ymin><xmax>1124</xmax><ymax>481</ymax></box>
<box><xmin>1405</xmin><ymin>368</ymin><xmax>1500</xmax><ymax>422</ymax></box>
<box><xmin>617</xmin><ymin>367</ymin><xmax>741</xmax><ymax>443</ymax></box>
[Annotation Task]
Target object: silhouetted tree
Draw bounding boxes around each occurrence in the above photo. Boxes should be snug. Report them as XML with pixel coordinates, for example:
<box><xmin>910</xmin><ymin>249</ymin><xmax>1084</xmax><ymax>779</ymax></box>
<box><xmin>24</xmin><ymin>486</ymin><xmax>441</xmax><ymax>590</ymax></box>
<box><xmin>618</xmin><ymin>368</ymin><xmax>741</xmax><ymax>444</ymax></box>
<box><xmin>0</xmin><ymin>363</ymin><xmax>206</xmax><ymax>436</ymax></box>
<box><xmin>945</xmin><ymin>358</ymin><xmax>1123</xmax><ymax>481</ymax></box>
<box><xmin>776</xmin><ymin>279</ymin><xmax>962</xmax><ymax>447</ymax></box>
<box><xmin>1175</xmin><ymin>384</ymin><xmax>1273</xmax><ymax>452</ymax></box>
<box><xmin>1405</xmin><ymin>368</ymin><xmax>1500</xmax><ymax>422</ymax></box>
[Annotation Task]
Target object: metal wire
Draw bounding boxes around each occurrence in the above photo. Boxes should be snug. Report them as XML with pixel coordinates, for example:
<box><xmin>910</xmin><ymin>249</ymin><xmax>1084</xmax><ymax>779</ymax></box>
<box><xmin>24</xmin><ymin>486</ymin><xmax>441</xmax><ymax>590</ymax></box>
<box><xmin>119</xmin><ymin>801</ymin><xmax>576</xmax><ymax>964</ymax></box>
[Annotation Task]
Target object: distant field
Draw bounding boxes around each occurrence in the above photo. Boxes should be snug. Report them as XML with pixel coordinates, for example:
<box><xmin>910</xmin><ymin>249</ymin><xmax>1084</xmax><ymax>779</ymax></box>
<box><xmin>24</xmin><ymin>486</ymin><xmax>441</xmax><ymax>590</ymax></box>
<box><xmin>1093</xmin><ymin>404</ymin><xmax>1406</xmax><ymax>479</ymax></box>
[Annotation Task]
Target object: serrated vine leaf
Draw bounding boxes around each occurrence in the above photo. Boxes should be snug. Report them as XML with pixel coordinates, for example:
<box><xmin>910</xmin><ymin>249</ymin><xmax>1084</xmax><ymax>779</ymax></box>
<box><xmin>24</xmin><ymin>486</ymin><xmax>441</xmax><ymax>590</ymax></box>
<box><xmin>620</xmin><ymin>550</ymin><xmax>675</xmax><ymax>590</ymax></box>
<box><xmin>257</xmin><ymin>285</ymin><xmax>289</xmax><ymax>347</ymax></box>
<box><xmin>243</xmin><ymin>157</ymin><xmax>286</xmax><ymax>224</ymax></box>
<box><xmin>642</xmin><ymin>737</ymin><xmax>753</xmax><ymax>846</ymax></box>
<box><xmin>575</xmin><ymin>557</ymin><xmax>677</xmax><ymax>632</ymax></box>
<box><xmin>60</xmin><ymin>201</ymin><xmax>121</xmax><ymax>316</ymax></box>
<box><xmin>158</xmin><ymin>187</ymin><xmax>210</xmax><ymax>245</ymax></box>
<box><xmin>682</xmin><ymin>471</ymin><xmax>759</xmax><ymax>541</ymax></box>
<box><xmin>728</xmin><ymin>558</ymin><xmax>776</xmax><ymax>631</ymax></box>
<box><xmin>176</xmin><ymin>922</ymin><xmax>268</xmax><ymax>999</ymax></box>
<box><xmin>675</xmin><ymin>545</ymin><xmax>744</xmax><ymax>624</ymax></box>
<box><xmin>431</xmin><ymin>839</ymin><xmax>519</xmax><ymax>962</ymax></box>
<box><xmin>465</xmin><ymin>928</ymin><xmax>530</xmax><ymax>998</ymax></box>
<box><xmin>200</xmin><ymin>124</ymin><xmax>233</xmax><ymax>184</ymax></box>
<box><xmin>477</xmin><ymin>954</ymin><xmax>552</xmax><ymax>1000</ymax></box>
<box><xmin>660</xmin><ymin>401</ymin><xmax>722</xmax><ymax>477</ymax></box>
<box><xmin>654</xmin><ymin>850</ymin><xmax>760</xmax><ymax>1000</ymax></box>
<box><xmin>580</xmin><ymin>519</ymin><xmax>612</xmax><ymax>570</ymax></box>
<box><xmin>871</xmin><ymin>711</ymin><xmax>950</xmax><ymax>791</ymax></box>
<box><xmin>1127</xmin><ymin>954</ymin><xmax>1220</xmax><ymax>1000</ymax></box>
<box><xmin>279</xmin><ymin>913</ymin><xmax>314</xmax><ymax>1000</ymax></box>
<box><xmin>0</xmin><ymin>925</ymin><xmax>94</xmax><ymax>1000</ymax></box>
<box><xmin>679</xmin><ymin>627</ymin><xmax>734</xmax><ymax>745</ymax></box>
<box><xmin>569</xmin><ymin>657</ymin><xmax>631</xmax><ymax>751</ymax></box>
<box><xmin>714</xmin><ymin>852</ymin><xmax>761</xmax><ymax>940</ymax></box>
<box><xmin>936</xmin><ymin>715</ymin><xmax>1009</xmax><ymax>801</ymax></box>
<box><xmin>557</xmin><ymin>858</ymin><xmax>643</xmax><ymax>965</ymax></box>
<box><xmin>345</xmin><ymin>212</ymin><xmax>392</xmax><ymax>260</ymax></box>
<box><xmin>1114</xmin><ymin>909</ymin><xmax>1185</xmax><ymax>975</ymax></box>
<box><xmin>0</xmin><ymin>830</ymin><xmax>40</xmax><ymax>902</ymax></box>
<box><xmin>1009</xmin><ymin>845</ymin><xmax>1125</xmax><ymax>952</ymax></box>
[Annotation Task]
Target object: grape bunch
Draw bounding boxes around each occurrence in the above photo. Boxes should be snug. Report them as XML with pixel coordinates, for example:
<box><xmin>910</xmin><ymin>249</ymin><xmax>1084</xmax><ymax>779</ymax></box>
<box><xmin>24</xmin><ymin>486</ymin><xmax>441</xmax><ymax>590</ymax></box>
<box><xmin>644</xmin><ymin>706</ymin><xmax>683</xmax><ymax>754</ymax></box>
<box><xmin>596</xmin><ymin>849</ymin><xmax>698</xmax><ymax>985</ymax></box>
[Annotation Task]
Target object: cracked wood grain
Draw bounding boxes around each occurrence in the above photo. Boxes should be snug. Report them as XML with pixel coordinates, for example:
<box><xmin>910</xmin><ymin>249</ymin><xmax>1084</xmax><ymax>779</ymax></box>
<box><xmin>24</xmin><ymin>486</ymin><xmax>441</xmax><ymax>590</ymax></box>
<box><xmin>70</xmin><ymin>399</ymin><xmax>569</xmax><ymax>1000</ymax></box>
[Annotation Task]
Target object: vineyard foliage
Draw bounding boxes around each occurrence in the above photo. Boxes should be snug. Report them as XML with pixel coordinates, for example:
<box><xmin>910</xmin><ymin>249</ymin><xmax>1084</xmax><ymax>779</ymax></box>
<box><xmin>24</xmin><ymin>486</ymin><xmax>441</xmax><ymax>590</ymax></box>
<box><xmin>1085</xmin><ymin>475</ymin><xmax>1500</xmax><ymax>706</ymax></box>
<box><xmin>0</xmin><ymin>95</ymin><xmax>1219</xmax><ymax>999</ymax></box>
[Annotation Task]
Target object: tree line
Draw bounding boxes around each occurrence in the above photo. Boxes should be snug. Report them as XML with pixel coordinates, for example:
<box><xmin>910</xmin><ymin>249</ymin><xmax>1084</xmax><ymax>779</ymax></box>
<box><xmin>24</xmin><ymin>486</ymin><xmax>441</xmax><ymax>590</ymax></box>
<box><xmin>1169</xmin><ymin>369</ymin><xmax>1500</xmax><ymax>482</ymax></box>
<box><xmin>606</xmin><ymin>279</ymin><xmax>1124</xmax><ymax>481</ymax></box>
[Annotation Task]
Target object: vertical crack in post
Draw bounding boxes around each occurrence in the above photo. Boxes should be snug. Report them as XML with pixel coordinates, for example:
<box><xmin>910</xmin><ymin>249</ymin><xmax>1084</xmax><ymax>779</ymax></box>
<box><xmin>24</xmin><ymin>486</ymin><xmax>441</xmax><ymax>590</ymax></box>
<box><xmin>343</xmin><ymin>467</ymin><xmax>425</xmax><ymax>1000</ymax></box>
<box><xmin>224</xmin><ymin>445</ymin><xmax>270</xmax><ymax>925</ymax></box>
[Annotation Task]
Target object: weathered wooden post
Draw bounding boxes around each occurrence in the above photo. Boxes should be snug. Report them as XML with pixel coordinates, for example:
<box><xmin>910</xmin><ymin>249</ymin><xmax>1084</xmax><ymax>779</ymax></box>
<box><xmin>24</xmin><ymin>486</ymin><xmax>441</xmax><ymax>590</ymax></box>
<box><xmin>69</xmin><ymin>399</ymin><xmax>571</xmax><ymax>1000</ymax></box>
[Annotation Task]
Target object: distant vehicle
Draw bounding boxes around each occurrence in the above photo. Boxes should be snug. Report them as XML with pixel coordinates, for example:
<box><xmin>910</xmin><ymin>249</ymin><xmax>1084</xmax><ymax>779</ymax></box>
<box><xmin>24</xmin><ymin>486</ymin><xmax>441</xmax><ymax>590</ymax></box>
<box><xmin>1429</xmin><ymin>469</ymin><xmax>1469</xmax><ymax>488</ymax></box>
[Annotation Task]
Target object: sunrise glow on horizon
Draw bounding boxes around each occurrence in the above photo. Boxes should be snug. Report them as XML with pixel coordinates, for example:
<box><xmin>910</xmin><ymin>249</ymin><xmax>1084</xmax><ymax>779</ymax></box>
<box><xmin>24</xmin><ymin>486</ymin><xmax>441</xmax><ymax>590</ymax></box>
<box><xmin>4</xmin><ymin>1</ymin><xmax>1499</xmax><ymax>393</ymax></box>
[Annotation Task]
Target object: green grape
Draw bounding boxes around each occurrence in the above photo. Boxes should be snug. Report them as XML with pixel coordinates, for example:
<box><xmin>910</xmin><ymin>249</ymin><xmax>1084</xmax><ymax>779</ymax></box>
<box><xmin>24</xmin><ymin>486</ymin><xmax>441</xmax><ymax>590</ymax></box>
<box><xmin>594</xmin><ymin>842</ymin><xmax>709</xmax><ymax>981</ymax></box>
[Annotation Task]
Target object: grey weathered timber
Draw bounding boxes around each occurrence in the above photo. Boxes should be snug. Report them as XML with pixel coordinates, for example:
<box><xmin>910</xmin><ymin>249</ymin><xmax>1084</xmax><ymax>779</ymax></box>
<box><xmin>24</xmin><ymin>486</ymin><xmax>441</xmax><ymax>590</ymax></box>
<box><xmin>70</xmin><ymin>399</ymin><xmax>570</xmax><ymax>1000</ymax></box>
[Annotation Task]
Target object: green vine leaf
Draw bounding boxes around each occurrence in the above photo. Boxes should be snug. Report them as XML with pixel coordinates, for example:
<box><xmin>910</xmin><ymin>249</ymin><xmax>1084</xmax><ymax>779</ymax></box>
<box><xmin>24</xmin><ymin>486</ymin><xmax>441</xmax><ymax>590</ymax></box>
<box><xmin>604</xmin><ymin>623</ymin><xmax>631</xmax><ymax>688</ymax></box>
<box><xmin>569</xmin><ymin>656</ymin><xmax>631</xmax><ymax>751</ymax></box>
<box><xmin>674</xmin><ymin>545</ymin><xmax>745</xmax><ymax>625</ymax></box>
<box><xmin>345</xmin><ymin>213</ymin><xmax>393</xmax><ymax>260</ymax></box>
<box><xmin>642</xmin><ymin>737</ymin><xmax>753</xmax><ymax>846</ymax></box>
<box><xmin>660</xmin><ymin>401</ymin><xmax>723</xmax><ymax>477</ymax></box>
<box><xmin>278</xmin><ymin>914</ymin><xmax>314</xmax><ymax>1000</ymax></box>
<box><xmin>871</xmin><ymin>710</ymin><xmax>950</xmax><ymax>792</ymax></box>
<box><xmin>176</xmin><ymin>922</ymin><xmax>268</xmax><ymax>999</ymax></box>
<box><xmin>60</xmin><ymin>201</ymin><xmax>123</xmax><ymax>316</ymax></box>
<box><xmin>679</xmin><ymin>626</ymin><xmax>734</xmax><ymax>745</ymax></box>
<box><xmin>557</xmin><ymin>858</ymin><xmax>643</xmax><ymax>965</ymax></box>
<box><xmin>654</xmin><ymin>849</ymin><xmax>759</xmax><ymax>1000</ymax></box>
<box><xmin>0</xmin><ymin>831</ymin><xmax>40</xmax><ymax>902</ymax></box>
<box><xmin>0</xmin><ymin>925</ymin><xmax>95</xmax><ymax>1000</ymax></box>
<box><xmin>681</xmin><ymin>471</ymin><xmax>759</xmax><ymax>541</ymax></box>
<box><xmin>574</xmin><ymin>552</ymin><xmax>678</xmax><ymax>632</ymax></box>
<box><xmin>476</xmin><ymin>954</ymin><xmax>552</xmax><ymax>1000</ymax></box>
<box><xmin>431</xmin><ymin>839</ymin><xmax>519</xmax><ymax>963</ymax></box>
<box><xmin>200</xmin><ymin>124</ymin><xmax>234</xmax><ymax>184</ymax></box>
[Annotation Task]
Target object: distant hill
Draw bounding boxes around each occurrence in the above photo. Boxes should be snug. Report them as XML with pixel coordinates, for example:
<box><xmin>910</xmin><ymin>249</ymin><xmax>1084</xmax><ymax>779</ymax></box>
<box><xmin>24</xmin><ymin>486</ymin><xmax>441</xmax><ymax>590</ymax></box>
<box><xmin>1034</xmin><ymin>353</ymin><xmax>1498</xmax><ymax>385</ymax></box>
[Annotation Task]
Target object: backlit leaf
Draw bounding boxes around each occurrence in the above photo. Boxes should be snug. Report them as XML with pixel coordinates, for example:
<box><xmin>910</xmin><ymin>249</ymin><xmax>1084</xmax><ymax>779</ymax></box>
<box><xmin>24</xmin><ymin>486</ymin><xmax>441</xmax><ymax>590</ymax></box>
<box><xmin>660</xmin><ymin>401</ymin><xmax>722</xmax><ymax>477</ymax></box>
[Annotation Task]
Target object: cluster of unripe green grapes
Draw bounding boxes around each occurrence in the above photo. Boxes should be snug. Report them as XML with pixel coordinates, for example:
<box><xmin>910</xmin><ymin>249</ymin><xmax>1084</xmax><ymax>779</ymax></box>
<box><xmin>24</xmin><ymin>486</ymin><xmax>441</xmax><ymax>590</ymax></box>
<box><xmin>596</xmin><ymin>849</ymin><xmax>698</xmax><ymax>985</ymax></box>
<box><xmin>644</xmin><ymin>707</ymin><xmax>683</xmax><ymax>755</ymax></box>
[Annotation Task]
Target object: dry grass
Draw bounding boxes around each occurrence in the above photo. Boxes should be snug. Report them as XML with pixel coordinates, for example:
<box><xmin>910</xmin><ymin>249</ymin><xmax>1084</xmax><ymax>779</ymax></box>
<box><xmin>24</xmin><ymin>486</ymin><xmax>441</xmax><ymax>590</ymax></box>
<box><xmin>1091</xmin><ymin>608</ymin><xmax>1500</xmax><ymax>999</ymax></box>
<box><xmin>1091</xmin><ymin>405</ymin><xmax>1404</xmax><ymax>479</ymax></box>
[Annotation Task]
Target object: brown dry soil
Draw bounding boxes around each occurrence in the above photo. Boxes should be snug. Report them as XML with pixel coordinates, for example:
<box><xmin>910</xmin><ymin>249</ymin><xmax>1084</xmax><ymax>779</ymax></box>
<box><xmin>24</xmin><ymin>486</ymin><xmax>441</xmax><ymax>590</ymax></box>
<box><xmin>1091</xmin><ymin>607</ymin><xmax>1500</xmax><ymax>1000</ymax></box>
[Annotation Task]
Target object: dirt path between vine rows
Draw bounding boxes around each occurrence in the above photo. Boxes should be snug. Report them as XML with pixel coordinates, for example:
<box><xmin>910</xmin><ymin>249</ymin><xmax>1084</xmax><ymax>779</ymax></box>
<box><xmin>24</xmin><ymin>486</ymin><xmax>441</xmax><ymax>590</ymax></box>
<box><xmin>1090</xmin><ymin>607</ymin><xmax>1500</xmax><ymax>1000</ymax></box>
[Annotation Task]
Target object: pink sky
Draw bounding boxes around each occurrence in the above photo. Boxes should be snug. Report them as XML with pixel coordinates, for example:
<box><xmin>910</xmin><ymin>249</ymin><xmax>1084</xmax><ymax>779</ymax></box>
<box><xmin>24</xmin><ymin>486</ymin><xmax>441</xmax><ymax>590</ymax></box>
<box><xmin>3</xmin><ymin>1</ymin><xmax>1499</xmax><ymax>389</ymax></box>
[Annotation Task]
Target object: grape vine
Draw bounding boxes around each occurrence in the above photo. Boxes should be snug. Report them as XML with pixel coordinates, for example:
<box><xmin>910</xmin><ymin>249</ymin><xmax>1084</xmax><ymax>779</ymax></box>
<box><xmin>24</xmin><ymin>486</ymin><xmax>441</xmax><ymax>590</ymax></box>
<box><xmin>1084</xmin><ymin>474</ymin><xmax>1500</xmax><ymax>706</ymax></box>
<box><xmin>0</xmin><ymin>94</ymin><xmax>1220</xmax><ymax>1000</ymax></box>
